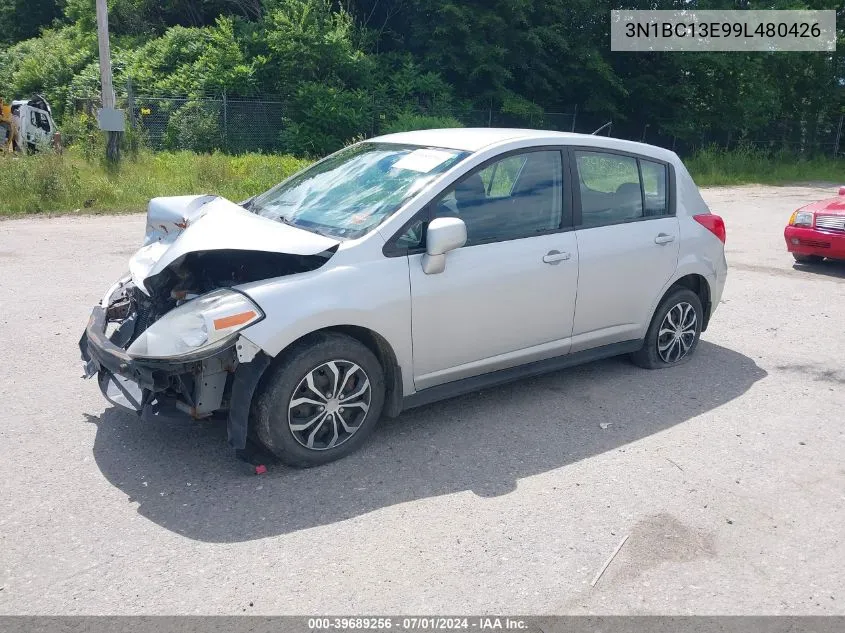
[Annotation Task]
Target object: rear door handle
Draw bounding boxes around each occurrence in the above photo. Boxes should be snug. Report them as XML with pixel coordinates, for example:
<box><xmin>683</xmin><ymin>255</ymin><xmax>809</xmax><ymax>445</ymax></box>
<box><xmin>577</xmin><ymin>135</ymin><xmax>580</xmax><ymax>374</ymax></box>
<box><xmin>654</xmin><ymin>233</ymin><xmax>676</xmax><ymax>245</ymax></box>
<box><xmin>543</xmin><ymin>250</ymin><xmax>571</xmax><ymax>264</ymax></box>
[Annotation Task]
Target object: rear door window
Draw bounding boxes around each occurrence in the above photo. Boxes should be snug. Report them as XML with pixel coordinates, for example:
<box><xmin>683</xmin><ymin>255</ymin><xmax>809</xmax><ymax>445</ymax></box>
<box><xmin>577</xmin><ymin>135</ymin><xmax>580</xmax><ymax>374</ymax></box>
<box><xmin>574</xmin><ymin>150</ymin><xmax>670</xmax><ymax>227</ymax></box>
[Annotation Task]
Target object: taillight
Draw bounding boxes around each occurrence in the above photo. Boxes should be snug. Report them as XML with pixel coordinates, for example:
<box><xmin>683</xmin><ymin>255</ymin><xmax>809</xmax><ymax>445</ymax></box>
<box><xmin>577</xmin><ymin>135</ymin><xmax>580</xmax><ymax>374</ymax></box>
<box><xmin>694</xmin><ymin>214</ymin><xmax>726</xmax><ymax>244</ymax></box>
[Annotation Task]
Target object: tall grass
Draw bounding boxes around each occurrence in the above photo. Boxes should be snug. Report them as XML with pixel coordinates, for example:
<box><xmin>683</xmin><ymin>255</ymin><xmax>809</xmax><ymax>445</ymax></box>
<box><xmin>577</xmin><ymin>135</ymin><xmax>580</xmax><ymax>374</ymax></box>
<box><xmin>0</xmin><ymin>149</ymin><xmax>311</xmax><ymax>216</ymax></box>
<box><xmin>1</xmin><ymin>145</ymin><xmax>842</xmax><ymax>216</ymax></box>
<box><xmin>686</xmin><ymin>145</ymin><xmax>843</xmax><ymax>187</ymax></box>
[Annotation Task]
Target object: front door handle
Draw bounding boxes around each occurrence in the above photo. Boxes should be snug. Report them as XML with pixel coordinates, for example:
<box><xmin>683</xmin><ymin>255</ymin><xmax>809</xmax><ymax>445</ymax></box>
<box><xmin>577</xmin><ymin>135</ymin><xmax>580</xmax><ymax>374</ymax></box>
<box><xmin>654</xmin><ymin>233</ymin><xmax>676</xmax><ymax>245</ymax></box>
<box><xmin>543</xmin><ymin>250</ymin><xmax>571</xmax><ymax>264</ymax></box>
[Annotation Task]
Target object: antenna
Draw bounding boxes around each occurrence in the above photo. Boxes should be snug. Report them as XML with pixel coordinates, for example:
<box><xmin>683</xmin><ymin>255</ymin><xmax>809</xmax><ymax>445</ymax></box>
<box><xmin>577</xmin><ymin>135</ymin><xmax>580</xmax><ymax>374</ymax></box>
<box><xmin>591</xmin><ymin>121</ymin><xmax>612</xmax><ymax>136</ymax></box>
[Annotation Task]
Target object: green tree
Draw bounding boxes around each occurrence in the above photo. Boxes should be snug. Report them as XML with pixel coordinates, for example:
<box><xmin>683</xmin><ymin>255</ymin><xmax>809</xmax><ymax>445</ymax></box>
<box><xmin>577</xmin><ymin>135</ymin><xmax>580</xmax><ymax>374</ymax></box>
<box><xmin>122</xmin><ymin>17</ymin><xmax>262</xmax><ymax>96</ymax></box>
<box><xmin>0</xmin><ymin>26</ymin><xmax>96</xmax><ymax>118</ymax></box>
<box><xmin>0</xmin><ymin>0</ymin><xmax>62</xmax><ymax>45</ymax></box>
<box><xmin>259</xmin><ymin>0</ymin><xmax>368</xmax><ymax>96</ymax></box>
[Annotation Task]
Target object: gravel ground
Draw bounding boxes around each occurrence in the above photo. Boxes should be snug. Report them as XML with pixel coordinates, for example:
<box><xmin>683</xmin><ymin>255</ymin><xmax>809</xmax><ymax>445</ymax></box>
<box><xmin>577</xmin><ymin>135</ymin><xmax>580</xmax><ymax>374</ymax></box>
<box><xmin>0</xmin><ymin>184</ymin><xmax>843</xmax><ymax>615</ymax></box>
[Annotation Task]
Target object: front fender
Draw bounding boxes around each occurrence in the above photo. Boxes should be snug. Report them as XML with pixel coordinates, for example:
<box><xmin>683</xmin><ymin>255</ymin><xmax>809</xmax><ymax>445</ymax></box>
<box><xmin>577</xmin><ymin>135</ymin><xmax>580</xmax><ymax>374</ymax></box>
<box><xmin>236</xmin><ymin>254</ymin><xmax>414</xmax><ymax>396</ymax></box>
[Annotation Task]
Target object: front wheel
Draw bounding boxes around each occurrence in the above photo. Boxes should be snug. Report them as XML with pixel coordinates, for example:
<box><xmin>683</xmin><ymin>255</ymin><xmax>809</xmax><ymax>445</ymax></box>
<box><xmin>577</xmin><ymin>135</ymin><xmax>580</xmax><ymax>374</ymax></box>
<box><xmin>631</xmin><ymin>288</ymin><xmax>703</xmax><ymax>369</ymax></box>
<box><xmin>253</xmin><ymin>333</ymin><xmax>385</xmax><ymax>467</ymax></box>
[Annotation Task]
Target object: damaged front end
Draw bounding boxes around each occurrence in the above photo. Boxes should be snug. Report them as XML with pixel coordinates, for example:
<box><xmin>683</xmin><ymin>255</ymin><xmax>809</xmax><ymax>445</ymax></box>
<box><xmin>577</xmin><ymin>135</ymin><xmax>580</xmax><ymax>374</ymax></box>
<box><xmin>79</xmin><ymin>194</ymin><xmax>338</xmax><ymax>450</ymax></box>
<box><xmin>79</xmin><ymin>275</ymin><xmax>272</xmax><ymax>450</ymax></box>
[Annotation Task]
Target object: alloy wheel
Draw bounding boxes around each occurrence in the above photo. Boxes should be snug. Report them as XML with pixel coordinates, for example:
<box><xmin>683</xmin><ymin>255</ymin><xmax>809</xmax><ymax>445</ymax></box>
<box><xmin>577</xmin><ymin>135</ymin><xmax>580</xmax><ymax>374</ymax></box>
<box><xmin>287</xmin><ymin>360</ymin><xmax>372</xmax><ymax>450</ymax></box>
<box><xmin>657</xmin><ymin>301</ymin><xmax>697</xmax><ymax>363</ymax></box>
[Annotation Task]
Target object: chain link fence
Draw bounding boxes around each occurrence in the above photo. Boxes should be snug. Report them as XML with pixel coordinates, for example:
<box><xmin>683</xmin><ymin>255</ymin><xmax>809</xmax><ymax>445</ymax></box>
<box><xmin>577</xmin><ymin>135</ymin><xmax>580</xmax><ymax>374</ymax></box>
<box><xmin>70</xmin><ymin>92</ymin><xmax>845</xmax><ymax>158</ymax></box>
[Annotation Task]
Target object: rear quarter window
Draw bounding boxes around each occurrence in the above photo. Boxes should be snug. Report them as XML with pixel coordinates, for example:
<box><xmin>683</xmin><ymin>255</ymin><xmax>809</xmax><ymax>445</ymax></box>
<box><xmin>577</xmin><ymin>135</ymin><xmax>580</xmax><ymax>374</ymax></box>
<box><xmin>640</xmin><ymin>159</ymin><xmax>669</xmax><ymax>217</ymax></box>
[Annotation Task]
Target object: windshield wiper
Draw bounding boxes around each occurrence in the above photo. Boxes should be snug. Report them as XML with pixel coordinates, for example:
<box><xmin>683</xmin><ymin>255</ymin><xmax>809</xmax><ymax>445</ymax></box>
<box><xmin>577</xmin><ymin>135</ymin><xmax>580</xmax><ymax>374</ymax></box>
<box><xmin>276</xmin><ymin>215</ymin><xmax>337</xmax><ymax>239</ymax></box>
<box><xmin>310</xmin><ymin>227</ymin><xmax>339</xmax><ymax>239</ymax></box>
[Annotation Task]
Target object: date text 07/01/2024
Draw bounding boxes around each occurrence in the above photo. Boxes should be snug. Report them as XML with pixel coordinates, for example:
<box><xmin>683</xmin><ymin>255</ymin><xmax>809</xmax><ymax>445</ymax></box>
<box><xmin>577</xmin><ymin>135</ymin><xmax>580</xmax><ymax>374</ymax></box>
<box><xmin>307</xmin><ymin>617</ymin><xmax>529</xmax><ymax>631</ymax></box>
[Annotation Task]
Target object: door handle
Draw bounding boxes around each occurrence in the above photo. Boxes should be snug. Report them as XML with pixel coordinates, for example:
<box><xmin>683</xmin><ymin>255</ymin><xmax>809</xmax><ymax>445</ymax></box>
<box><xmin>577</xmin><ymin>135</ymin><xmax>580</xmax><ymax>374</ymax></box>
<box><xmin>654</xmin><ymin>233</ymin><xmax>676</xmax><ymax>245</ymax></box>
<box><xmin>542</xmin><ymin>250</ymin><xmax>571</xmax><ymax>264</ymax></box>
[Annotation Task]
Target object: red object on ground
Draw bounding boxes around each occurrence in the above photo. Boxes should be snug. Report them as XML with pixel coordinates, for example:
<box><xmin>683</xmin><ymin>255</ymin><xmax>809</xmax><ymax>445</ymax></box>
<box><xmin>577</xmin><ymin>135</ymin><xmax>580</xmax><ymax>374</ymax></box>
<box><xmin>784</xmin><ymin>190</ymin><xmax>845</xmax><ymax>262</ymax></box>
<box><xmin>255</xmin><ymin>465</ymin><xmax>267</xmax><ymax>475</ymax></box>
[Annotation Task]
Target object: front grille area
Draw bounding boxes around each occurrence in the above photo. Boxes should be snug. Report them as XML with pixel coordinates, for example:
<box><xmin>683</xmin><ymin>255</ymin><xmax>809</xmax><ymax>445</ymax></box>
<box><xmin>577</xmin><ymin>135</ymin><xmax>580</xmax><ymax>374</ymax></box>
<box><xmin>815</xmin><ymin>215</ymin><xmax>845</xmax><ymax>231</ymax></box>
<box><xmin>800</xmin><ymin>239</ymin><xmax>830</xmax><ymax>248</ymax></box>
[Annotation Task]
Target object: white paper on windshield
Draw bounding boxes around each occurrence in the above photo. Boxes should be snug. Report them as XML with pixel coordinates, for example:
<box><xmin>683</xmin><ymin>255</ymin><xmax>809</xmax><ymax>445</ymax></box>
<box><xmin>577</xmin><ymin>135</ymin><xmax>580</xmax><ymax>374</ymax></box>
<box><xmin>392</xmin><ymin>148</ymin><xmax>455</xmax><ymax>173</ymax></box>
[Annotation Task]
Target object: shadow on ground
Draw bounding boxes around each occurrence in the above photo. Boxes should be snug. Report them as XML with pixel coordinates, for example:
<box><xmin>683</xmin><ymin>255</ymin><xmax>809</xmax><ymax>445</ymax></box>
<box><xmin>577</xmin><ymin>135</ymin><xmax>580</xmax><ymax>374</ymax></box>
<box><xmin>792</xmin><ymin>259</ymin><xmax>845</xmax><ymax>280</ymax></box>
<box><xmin>86</xmin><ymin>341</ymin><xmax>765</xmax><ymax>542</ymax></box>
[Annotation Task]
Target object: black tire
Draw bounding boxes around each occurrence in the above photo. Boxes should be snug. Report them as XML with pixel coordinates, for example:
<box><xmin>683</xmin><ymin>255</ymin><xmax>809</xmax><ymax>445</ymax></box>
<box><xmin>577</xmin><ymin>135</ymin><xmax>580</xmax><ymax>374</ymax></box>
<box><xmin>630</xmin><ymin>287</ymin><xmax>703</xmax><ymax>369</ymax></box>
<box><xmin>252</xmin><ymin>332</ymin><xmax>385</xmax><ymax>467</ymax></box>
<box><xmin>792</xmin><ymin>253</ymin><xmax>824</xmax><ymax>264</ymax></box>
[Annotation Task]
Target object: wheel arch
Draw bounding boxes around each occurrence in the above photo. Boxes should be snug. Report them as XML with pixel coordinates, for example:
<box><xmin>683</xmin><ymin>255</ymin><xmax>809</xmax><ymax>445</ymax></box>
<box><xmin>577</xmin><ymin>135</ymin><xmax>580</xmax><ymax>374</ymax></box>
<box><xmin>660</xmin><ymin>273</ymin><xmax>712</xmax><ymax>331</ymax></box>
<box><xmin>253</xmin><ymin>324</ymin><xmax>404</xmax><ymax>420</ymax></box>
<box><xmin>320</xmin><ymin>325</ymin><xmax>404</xmax><ymax>418</ymax></box>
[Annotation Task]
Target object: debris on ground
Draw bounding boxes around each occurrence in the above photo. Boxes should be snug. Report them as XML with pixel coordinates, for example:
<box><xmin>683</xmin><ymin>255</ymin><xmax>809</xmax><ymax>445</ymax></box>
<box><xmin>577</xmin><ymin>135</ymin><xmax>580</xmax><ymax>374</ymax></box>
<box><xmin>666</xmin><ymin>457</ymin><xmax>684</xmax><ymax>472</ymax></box>
<box><xmin>590</xmin><ymin>533</ymin><xmax>630</xmax><ymax>588</ymax></box>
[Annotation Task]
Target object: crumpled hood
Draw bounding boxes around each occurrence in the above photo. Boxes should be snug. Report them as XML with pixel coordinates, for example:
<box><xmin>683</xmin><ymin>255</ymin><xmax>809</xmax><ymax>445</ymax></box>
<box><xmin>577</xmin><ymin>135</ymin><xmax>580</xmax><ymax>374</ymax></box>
<box><xmin>129</xmin><ymin>195</ymin><xmax>339</xmax><ymax>293</ymax></box>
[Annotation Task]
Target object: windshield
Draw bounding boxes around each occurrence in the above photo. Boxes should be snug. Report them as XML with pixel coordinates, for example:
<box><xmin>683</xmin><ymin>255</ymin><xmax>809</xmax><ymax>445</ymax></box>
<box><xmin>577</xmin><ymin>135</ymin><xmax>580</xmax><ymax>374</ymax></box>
<box><xmin>250</xmin><ymin>142</ymin><xmax>469</xmax><ymax>239</ymax></box>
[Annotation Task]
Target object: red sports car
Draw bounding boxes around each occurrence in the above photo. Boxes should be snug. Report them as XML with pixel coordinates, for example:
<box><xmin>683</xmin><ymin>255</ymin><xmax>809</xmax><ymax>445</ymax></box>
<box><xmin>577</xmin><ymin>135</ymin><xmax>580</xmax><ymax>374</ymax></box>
<box><xmin>785</xmin><ymin>186</ymin><xmax>845</xmax><ymax>263</ymax></box>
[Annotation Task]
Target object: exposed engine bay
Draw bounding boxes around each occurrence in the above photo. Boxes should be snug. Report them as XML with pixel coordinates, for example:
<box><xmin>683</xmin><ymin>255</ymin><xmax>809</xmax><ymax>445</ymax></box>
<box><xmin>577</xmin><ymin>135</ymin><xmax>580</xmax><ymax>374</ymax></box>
<box><xmin>144</xmin><ymin>249</ymin><xmax>333</xmax><ymax>308</ymax></box>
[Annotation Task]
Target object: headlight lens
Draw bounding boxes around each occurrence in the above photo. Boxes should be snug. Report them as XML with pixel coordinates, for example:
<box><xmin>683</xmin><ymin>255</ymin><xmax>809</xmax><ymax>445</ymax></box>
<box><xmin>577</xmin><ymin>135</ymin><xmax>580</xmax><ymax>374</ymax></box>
<box><xmin>127</xmin><ymin>289</ymin><xmax>263</xmax><ymax>360</ymax></box>
<box><xmin>790</xmin><ymin>210</ymin><xmax>814</xmax><ymax>227</ymax></box>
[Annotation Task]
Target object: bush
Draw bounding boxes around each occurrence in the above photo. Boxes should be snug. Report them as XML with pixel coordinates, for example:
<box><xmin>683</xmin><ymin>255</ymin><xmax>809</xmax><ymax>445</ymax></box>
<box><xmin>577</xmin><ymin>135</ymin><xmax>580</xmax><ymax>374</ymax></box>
<box><xmin>59</xmin><ymin>112</ymin><xmax>103</xmax><ymax>161</ymax></box>
<box><xmin>123</xmin><ymin>18</ymin><xmax>261</xmax><ymax>97</ymax></box>
<box><xmin>382</xmin><ymin>112</ymin><xmax>463</xmax><ymax>134</ymax></box>
<box><xmin>0</xmin><ymin>26</ymin><xmax>97</xmax><ymax>121</ymax></box>
<box><xmin>164</xmin><ymin>101</ymin><xmax>223</xmax><ymax>153</ymax></box>
<box><xmin>364</xmin><ymin>54</ymin><xmax>461</xmax><ymax>125</ymax></box>
<box><xmin>261</xmin><ymin>0</ymin><xmax>370</xmax><ymax>97</ymax></box>
<box><xmin>280</xmin><ymin>83</ymin><xmax>372</xmax><ymax>156</ymax></box>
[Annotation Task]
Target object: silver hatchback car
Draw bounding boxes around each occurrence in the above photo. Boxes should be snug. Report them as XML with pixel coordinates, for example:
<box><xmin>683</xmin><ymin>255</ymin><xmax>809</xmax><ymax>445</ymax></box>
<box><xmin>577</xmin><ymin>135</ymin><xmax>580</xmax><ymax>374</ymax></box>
<box><xmin>80</xmin><ymin>128</ymin><xmax>727</xmax><ymax>467</ymax></box>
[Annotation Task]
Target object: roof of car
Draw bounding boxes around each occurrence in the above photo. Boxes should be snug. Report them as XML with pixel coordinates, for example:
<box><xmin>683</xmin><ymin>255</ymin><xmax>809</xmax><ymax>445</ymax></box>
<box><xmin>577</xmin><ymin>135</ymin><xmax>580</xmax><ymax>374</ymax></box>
<box><xmin>369</xmin><ymin>128</ymin><xmax>675</xmax><ymax>160</ymax></box>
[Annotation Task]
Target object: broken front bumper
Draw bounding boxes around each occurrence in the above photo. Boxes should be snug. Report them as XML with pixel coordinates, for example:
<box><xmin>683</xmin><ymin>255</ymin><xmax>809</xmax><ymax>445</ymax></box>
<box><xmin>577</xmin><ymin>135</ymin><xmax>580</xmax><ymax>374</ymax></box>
<box><xmin>79</xmin><ymin>304</ymin><xmax>235</xmax><ymax>413</ymax></box>
<box><xmin>79</xmin><ymin>305</ymin><xmax>271</xmax><ymax>449</ymax></box>
<box><xmin>80</xmin><ymin>305</ymin><xmax>151</xmax><ymax>411</ymax></box>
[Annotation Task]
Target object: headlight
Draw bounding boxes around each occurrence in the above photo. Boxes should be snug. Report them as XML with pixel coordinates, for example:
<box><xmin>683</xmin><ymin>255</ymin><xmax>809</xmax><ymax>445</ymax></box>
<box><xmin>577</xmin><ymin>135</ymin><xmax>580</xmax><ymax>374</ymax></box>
<box><xmin>789</xmin><ymin>210</ymin><xmax>814</xmax><ymax>227</ymax></box>
<box><xmin>127</xmin><ymin>289</ymin><xmax>263</xmax><ymax>360</ymax></box>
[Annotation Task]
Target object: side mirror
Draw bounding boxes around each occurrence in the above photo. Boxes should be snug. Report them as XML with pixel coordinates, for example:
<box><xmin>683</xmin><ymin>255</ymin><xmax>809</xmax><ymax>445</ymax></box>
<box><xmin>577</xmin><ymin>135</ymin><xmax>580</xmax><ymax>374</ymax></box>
<box><xmin>422</xmin><ymin>217</ymin><xmax>467</xmax><ymax>275</ymax></box>
<box><xmin>839</xmin><ymin>186</ymin><xmax>845</xmax><ymax>196</ymax></box>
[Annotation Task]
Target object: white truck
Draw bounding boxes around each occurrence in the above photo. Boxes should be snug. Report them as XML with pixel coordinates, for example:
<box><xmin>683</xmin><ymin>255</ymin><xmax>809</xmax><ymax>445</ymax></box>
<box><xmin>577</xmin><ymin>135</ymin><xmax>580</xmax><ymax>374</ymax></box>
<box><xmin>0</xmin><ymin>95</ymin><xmax>59</xmax><ymax>153</ymax></box>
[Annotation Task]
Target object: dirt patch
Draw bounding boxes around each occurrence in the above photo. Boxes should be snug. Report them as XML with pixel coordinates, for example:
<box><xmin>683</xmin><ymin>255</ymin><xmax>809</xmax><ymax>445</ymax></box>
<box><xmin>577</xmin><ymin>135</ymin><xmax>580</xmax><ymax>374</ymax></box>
<box><xmin>600</xmin><ymin>513</ymin><xmax>716</xmax><ymax>587</ymax></box>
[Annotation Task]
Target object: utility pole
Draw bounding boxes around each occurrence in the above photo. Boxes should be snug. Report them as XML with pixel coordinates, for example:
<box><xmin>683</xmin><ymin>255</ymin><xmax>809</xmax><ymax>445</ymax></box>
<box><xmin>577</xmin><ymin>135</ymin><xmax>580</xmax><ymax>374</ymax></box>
<box><xmin>95</xmin><ymin>0</ymin><xmax>123</xmax><ymax>162</ymax></box>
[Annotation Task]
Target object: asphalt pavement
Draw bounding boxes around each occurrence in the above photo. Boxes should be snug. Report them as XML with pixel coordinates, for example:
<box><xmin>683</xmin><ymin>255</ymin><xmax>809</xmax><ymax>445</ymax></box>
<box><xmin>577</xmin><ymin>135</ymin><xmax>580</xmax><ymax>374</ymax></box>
<box><xmin>0</xmin><ymin>184</ymin><xmax>843</xmax><ymax>614</ymax></box>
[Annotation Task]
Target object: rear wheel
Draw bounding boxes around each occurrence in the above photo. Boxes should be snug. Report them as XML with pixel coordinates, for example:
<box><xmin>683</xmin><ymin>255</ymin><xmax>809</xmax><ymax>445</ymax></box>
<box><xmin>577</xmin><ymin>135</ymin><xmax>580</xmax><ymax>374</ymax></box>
<box><xmin>631</xmin><ymin>288</ymin><xmax>703</xmax><ymax>369</ymax></box>
<box><xmin>792</xmin><ymin>253</ymin><xmax>824</xmax><ymax>264</ymax></box>
<box><xmin>253</xmin><ymin>332</ymin><xmax>385</xmax><ymax>467</ymax></box>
